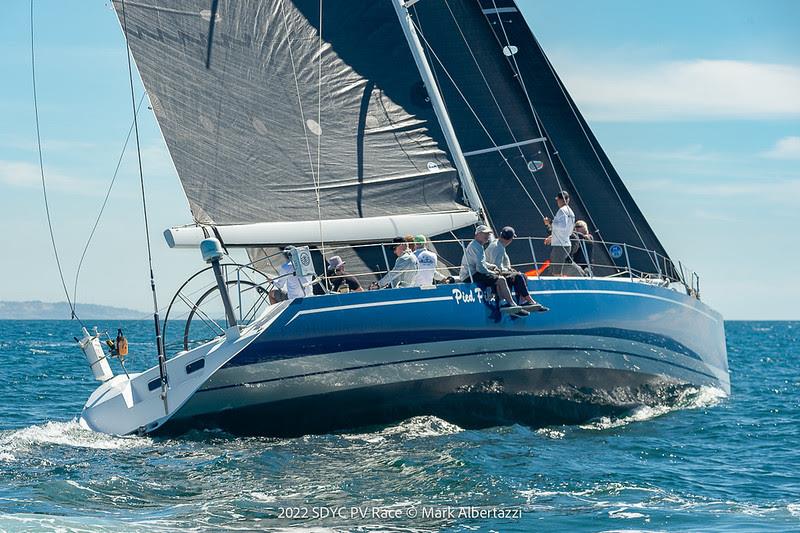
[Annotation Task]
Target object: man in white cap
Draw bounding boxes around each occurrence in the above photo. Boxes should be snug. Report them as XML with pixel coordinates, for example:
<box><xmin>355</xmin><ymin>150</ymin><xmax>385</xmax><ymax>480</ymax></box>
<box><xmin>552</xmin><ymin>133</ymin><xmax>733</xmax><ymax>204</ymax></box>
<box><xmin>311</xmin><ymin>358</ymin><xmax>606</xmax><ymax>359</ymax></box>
<box><xmin>459</xmin><ymin>225</ymin><xmax>527</xmax><ymax>315</ymax></box>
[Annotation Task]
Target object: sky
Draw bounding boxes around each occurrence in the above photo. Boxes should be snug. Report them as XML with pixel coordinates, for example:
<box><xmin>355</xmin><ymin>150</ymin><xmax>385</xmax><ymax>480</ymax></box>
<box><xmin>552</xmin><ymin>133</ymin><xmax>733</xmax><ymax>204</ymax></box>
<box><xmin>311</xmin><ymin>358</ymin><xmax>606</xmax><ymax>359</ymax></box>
<box><xmin>0</xmin><ymin>0</ymin><xmax>798</xmax><ymax>319</ymax></box>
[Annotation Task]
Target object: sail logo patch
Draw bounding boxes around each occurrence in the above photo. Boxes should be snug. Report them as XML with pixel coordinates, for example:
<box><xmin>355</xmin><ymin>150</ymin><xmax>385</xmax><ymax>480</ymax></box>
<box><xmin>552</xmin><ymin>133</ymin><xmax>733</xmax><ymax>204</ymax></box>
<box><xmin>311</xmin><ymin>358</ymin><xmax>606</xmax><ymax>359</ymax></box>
<box><xmin>527</xmin><ymin>160</ymin><xmax>544</xmax><ymax>173</ymax></box>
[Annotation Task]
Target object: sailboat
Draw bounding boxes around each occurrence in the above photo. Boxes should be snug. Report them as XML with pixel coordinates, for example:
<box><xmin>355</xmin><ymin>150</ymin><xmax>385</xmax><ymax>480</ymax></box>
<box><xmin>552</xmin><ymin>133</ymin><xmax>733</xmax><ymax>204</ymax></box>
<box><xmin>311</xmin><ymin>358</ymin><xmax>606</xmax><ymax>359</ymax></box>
<box><xmin>79</xmin><ymin>0</ymin><xmax>728</xmax><ymax>437</ymax></box>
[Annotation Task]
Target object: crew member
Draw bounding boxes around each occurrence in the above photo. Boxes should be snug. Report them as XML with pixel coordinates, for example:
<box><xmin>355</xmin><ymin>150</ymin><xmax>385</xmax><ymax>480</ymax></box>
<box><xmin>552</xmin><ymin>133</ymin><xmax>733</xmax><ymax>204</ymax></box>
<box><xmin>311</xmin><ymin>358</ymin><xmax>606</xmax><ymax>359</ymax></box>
<box><xmin>325</xmin><ymin>255</ymin><xmax>363</xmax><ymax>293</ymax></box>
<box><xmin>543</xmin><ymin>191</ymin><xmax>584</xmax><ymax>276</ymax></box>
<box><xmin>370</xmin><ymin>237</ymin><xmax>419</xmax><ymax>289</ymax></box>
<box><xmin>270</xmin><ymin>246</ymin><xmax>313</xmax><ymax>302</ymax></box>
<box><xmin>413</xmin><ymin>235</ymin><xmax>449</xmax><ymax>286</ymax></box>
<box><xmin>485</xmin><ymin>226</ymin><xmax>548</xmax><ymax>311</ymax></box>
<box><xmin>571</xmin><ymin>220</ymin><xmax>594</xmax><ymax>274</ymax></box>
<box><xmin>459</xmin><ymin>225</ymin><xmax>526</xmax><ymax>314</ymax></box>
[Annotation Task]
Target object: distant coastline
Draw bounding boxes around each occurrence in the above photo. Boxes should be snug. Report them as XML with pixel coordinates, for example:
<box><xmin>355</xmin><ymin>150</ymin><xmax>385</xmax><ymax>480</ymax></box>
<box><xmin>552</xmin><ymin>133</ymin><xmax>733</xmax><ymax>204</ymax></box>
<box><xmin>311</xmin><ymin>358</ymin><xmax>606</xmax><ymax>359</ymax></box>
<box><xmin>0</xmin><ymin>301</ymin><xmax>148</xmax><ymax>320</ymax></box>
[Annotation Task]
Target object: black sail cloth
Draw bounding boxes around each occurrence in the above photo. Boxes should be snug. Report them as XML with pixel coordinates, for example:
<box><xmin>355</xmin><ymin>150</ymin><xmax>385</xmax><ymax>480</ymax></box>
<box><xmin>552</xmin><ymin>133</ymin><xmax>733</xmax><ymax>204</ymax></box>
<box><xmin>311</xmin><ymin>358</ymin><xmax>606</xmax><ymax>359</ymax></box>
<box><xmin>409</xmin><ymin>0</ymin><xmax>673</xmax><ymax>276</ymax></box>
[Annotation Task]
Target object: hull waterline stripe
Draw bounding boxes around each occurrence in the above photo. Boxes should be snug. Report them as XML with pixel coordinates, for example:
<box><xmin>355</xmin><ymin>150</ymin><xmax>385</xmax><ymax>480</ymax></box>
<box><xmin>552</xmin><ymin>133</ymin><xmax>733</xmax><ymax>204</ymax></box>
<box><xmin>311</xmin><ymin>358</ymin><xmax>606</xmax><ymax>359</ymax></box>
<box><xmin>198</xmin><ymin>345</ymin><xmax>726</xmax><ymax>394</ymax></box>
<box><xmin>286</xmin><ymin>295</ymin><xmax>453</xmax><ymax>324</ymax></box>
<box><xmin>530</xmin><ymin>288</ymin><xmax>721</xmax><ymax>323</ymax></box>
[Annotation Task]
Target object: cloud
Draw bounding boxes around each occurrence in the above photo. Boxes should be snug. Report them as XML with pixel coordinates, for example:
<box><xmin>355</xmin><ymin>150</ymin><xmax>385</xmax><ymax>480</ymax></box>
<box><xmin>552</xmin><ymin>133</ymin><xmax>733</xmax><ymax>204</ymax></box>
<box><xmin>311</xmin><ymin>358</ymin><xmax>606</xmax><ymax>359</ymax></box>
<box><xmin>0</xmin><ymin>160</ymin><xmax>75</xmax><ymax>189</ymax></box>
<box><xmin>0</xmin><ymin>138</ymin><xmax>100</xmax><ymax>153</ymax></box>
<box><xmin>554</xmin><ymin>59</ymin><xmax>800</xmax><ymax>121</ymax></box>
<box><xmin>617</xmin><ymin>144</ymin><xmax>721</xmax><ymax>163</ymax></box>
<box><xmin>631</xmin><ymin>177</ymin><xmax>800</xmax><ymax>198</ymax></box>
<box><xmin>762</xmin><ymin>136</ymin><xmax>800</xmax><ymax>160</ymax></box>
<box><xmin>0</xmin><ymin>160</ymin><xmax>98</xmax><ymax>193</ymax></box>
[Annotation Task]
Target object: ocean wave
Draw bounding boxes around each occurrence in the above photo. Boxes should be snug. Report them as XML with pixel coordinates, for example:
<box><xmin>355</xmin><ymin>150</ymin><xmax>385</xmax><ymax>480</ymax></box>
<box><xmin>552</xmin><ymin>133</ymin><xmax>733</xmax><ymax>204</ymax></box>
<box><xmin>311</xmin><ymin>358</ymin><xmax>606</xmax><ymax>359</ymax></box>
<box><xmin>579</xmin><ymin>385</ymin><xmax>726</xmax><ymax>430</ymax></box>
<box><xmin>0</xmin><ymin>419</ymin><xmax>151</xmax><ymax>457</ymax></box>
<box><xmin>520</xmin><ymin>480</ymin><xmax>797</xmax><ymax>521</ymax></box>
<box><xmin>607</xmin><ymin>507</ymin><xmax>648</xmax><ymax>519</ymax></box>
<box><xmin>535</xmin><ymin>427</ymin><xmax>566</xmax><ymax>439</ymax></box>
<box><xmin>341</xmin><ymin>416</ymin><xmax>463</xmax><ymax>443</ymax></box>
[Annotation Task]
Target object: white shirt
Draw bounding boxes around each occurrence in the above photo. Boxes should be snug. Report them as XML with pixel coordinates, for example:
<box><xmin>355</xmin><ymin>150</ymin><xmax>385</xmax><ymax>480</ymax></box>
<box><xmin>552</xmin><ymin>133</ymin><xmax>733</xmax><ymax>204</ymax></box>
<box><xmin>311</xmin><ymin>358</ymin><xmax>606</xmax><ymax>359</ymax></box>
<box><xmin>551</xmin><ymin>205</ymin><xmax>575</xmax><ymax>247</ymax></box>
<box><xmin>274</xmin><ymin>261</ymin><xmax>313</xmax><ymax>299</ymax></box>
<box><xmin>414</xmin><ymin>248</ymin><xmax>438</xmax><ymax>286</ymax></box>
<box><xmin>485</xmin><ymin>239</ymin><xmax>511</xmax><ymax>271</ymax></box>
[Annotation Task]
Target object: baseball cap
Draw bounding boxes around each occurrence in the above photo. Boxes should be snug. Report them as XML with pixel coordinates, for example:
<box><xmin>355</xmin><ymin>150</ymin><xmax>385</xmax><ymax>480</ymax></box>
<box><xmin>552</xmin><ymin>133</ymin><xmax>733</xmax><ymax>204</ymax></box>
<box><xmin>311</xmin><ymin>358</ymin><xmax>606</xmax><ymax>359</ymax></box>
<box><xmin>499</xmin><ymin>226</ymin><xmax>516</xmax><ymax>239</ymax></box>
<box><xmin>475</xmin><ymin>224</ymin><xmax>492</xmax><ymax>234</ymax></box>
<box><xmin>556</xmin><ymin>190</ymin><xmax>570</xmax><ymax>202</ymax></box>
<box><xmin>414</xmin><ymin>234</ymin><xmax>426</xmax><ymax>245</ymax></box>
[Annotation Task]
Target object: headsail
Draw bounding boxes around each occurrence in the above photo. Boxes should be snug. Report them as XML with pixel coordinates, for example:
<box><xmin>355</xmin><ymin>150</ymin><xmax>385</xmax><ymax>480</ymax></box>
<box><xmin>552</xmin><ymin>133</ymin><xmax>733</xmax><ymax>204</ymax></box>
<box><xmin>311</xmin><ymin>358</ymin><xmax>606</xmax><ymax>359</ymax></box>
<box><xmin>113</xmin><ymin>0</ymin><xmax>476</xmax><ymax>237</ymax></box>
<box><xmin>406</xmin><ymin>0</ymin><xmax>671</xmax><ymax>274</ymax></box>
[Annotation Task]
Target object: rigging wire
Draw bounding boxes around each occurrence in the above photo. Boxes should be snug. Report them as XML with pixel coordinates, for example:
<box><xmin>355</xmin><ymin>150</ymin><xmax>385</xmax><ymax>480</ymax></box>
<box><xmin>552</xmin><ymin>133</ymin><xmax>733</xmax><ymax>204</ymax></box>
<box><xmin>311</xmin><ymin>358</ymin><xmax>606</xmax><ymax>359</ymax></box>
<box><xmin>121</xmin><ymin>0</ymin><xmax>167</xmax><ymax>367</ymax></box>
<box><xmin>484</xmin><ymin>1</ymin><xmax>606</xmax><ymax>244</ymax></box>
<box><xmin>532</xmin><ymin>32</ymin><xmax>659</xmax><ymax>269</ymax></box>
<box><xmin>406</xmin><ymin>7</ymin><xmax>494</xmax><ymax>227</ymax></box>
<box><xmin>278</xmin><ymin>0</ymin><xmax>323</xmax><ymax>234</ymax></box>
<box><xmin>315</xmin><ymin>0</ymin><xmax>327</xmax><ymax>260</ymax></box>
<box><xmin>409</xmin><ymin>15</ymin><xmax>547</xmax><ymax>220</ymax></box>
<box><xmin>441</xmin><ymin>0</ymin><xmax>553</xmax><ymax>217</ymax></box>
<box><xmin>30</xmin><ymin>0</ymin><xmax>82</xmax><ymax>325</ymax></box>
<box><xmin>487</xmin><ymin>0</ymin><xmax>566</xmax><ymax>198</ymax></box>
<box><xmin>498</xmin><ymin>5</ymin><xmax>658</xmax><ymax>269</ymax></box>
<box><xmin>72</xmin><ymin>92</ymin><xmax>147</xmax><ymax>308</ymax></box>
<box><xmin>484</xmin><ymin>1</ymin><xmax>614</xmax><ymax>254</ymax></box>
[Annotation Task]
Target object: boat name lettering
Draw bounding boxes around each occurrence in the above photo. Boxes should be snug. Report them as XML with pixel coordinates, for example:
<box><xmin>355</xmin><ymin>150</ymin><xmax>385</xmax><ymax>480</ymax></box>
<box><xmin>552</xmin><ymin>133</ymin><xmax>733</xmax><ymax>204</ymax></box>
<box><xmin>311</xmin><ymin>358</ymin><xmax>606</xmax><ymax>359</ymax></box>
<box><xmin>451</xmin><ymin>287</ymin><xmax>484</xmax><ymax>304</ymax></box>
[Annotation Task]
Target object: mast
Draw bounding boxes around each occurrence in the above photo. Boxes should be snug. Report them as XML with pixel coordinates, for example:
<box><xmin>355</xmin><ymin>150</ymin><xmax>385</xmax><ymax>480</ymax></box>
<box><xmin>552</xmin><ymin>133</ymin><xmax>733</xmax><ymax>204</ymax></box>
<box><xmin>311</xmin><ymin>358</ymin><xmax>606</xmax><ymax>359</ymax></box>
<box><xmin>391</xmin><ymin>0</ymin><xmax>486</xmax><ymax>221</ymax></box>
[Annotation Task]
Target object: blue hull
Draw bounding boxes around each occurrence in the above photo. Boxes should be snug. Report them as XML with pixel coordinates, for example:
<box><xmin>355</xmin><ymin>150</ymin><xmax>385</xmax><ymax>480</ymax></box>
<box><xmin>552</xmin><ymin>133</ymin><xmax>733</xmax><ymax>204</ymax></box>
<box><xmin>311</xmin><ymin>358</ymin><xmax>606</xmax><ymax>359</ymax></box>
<box><xmin>164</xmin><ymin>278</ymin><xmax>728</xmax><ymax>436</ymax></box>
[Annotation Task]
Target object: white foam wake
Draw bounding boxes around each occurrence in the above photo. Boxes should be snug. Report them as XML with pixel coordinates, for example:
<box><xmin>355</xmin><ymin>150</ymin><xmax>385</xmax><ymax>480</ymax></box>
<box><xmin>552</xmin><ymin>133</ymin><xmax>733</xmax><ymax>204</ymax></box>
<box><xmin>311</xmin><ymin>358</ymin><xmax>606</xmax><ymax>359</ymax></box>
<box><xmin>580</xmin><ymin>385</ymin><xmax>727</xmax><ymax>431</ymax></box>
<box><xmin>341</xmin><ymin>415</ymin><xmax>463</xmax><ymax>443</ymax></box>
<box><xmin>0</xmin><ymin>419</ymin><xmax>151</xmax><ymax>460</ymax></box>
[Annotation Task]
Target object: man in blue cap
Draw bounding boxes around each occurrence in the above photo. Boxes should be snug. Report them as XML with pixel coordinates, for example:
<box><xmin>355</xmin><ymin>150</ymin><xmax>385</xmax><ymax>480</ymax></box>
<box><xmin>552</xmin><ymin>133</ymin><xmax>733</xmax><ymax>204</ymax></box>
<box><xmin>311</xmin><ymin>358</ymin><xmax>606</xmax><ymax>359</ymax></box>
<box><xmin>486</xmin><ymin>226</ymin><xmax>548</xmax><ymax>312</ymax></box>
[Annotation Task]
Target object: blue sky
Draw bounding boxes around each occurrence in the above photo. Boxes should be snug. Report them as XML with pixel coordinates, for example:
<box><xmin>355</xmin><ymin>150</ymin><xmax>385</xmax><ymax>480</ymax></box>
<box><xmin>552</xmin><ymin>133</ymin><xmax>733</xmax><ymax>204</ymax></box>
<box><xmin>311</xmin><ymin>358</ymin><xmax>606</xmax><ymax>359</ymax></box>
<box><xmin>1</xmin><ymin>1</ymin><xmax>798</xmax><ymax>319</ymax></box>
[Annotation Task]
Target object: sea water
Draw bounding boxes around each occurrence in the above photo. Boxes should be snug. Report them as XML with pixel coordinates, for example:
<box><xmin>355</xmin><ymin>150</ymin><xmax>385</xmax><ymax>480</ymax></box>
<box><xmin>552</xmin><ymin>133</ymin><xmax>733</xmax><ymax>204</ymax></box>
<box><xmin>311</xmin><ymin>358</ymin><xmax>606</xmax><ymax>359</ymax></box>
<box><xmin>0</xmin><ymin>320</ymin><xmax>797</xmax><ymax>531</ymax></box>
